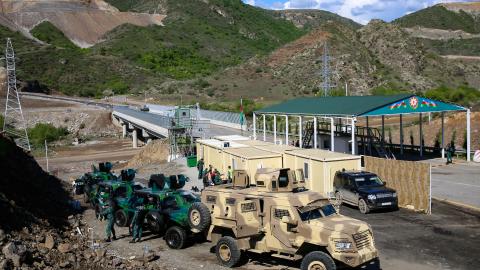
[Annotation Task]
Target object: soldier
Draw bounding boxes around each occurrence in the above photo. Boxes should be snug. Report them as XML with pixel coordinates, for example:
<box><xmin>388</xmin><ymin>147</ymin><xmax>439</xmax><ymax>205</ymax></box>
<box><xmin>101</xmin><ymin>192</ymin><xmax>116</xmax><ymax>242</ymax></box>
<box><xmin>130</xmin><ymin>198</ymin><xmax>145</xmax><ymax>243</ymax></box>
<box><xmin>130</xmin><ymin>196</ymin><xmax>156</xmax><ymax>243</ymax></box>
<box><xmin>227</xmin><ymin>166</ymin><xmax>233</xmax><ymax>183</ymax></box>
<box><xmin>197</xmin><ymin>158</ymin><xmax>205</xmax><ymax>179</ymax></box>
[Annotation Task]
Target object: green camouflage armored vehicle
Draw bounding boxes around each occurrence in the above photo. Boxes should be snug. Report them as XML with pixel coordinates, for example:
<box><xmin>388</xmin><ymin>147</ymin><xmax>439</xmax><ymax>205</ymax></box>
<box><xmin>196</xmin><ymin>168</ymin><xmax>378</xmax><ymax>270</ymax></box>
<box><xmin>127</xmin><ymin>174</ymin><xmax>211</xmax><ymax>249</ymax></box>
<box><xmin>73</xmin><ymin>162</ymin><xmax>117</xmax><ymax>201</ymax></box>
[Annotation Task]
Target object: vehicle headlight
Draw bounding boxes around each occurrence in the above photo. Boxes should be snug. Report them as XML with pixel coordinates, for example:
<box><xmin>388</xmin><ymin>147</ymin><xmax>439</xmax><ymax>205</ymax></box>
<box><xmin>392</xmin><ymin>192</ymin><xmax>397</xmax><ymax>198</ymax></box>
<box><xmin>367</xmin><ymin>194</ymin><xmax>376</xmax><ymax>200</ymax></box>
<box><xmin>334</xmin><ymin>240</ymin><xmax>354</xmax><ymax>250</ymax></box>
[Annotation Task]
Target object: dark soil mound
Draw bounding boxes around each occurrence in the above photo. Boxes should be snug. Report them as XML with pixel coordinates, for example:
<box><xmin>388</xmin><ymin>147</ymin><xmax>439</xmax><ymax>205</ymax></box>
<box><xmin>0</xmin><ymin>135</ymin><xmax>72</xmax><ymax>232</ymax></box>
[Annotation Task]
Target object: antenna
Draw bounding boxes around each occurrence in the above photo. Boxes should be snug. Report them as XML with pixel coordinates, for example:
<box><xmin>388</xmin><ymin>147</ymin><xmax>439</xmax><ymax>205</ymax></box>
<box><xmin>3</xmin><ymin>38</ymin><xmax>30</xmax><ymax>151</ymax></box>
<box><xmin>320</xmin><ymin>41</ymin><xmax>336</xmax><ymax>97</ymax></box>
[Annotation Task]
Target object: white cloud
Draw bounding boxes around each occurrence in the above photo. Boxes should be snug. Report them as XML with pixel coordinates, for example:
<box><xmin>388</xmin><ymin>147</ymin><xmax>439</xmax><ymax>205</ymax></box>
<box><xmin>245</xmin><ymin>0</ymin><xmax>256</xmax><ymax>5</ymax></box>
<box><xmin>246</xmin><ymin>0</ymin><xmax>479</xmax><ymax>24</ymax></box>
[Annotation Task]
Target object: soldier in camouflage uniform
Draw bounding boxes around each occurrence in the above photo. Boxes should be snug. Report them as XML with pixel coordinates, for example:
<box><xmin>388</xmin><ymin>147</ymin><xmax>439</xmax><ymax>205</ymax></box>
<box><xmin>100</xmin><ymin>192</ymin><xmax>116</xmax><ymax>242</ymax></box>
<box><xmin>130</xmin><ymin>196</ymin><xmax>155</xmax><ymax>243</ymax></box>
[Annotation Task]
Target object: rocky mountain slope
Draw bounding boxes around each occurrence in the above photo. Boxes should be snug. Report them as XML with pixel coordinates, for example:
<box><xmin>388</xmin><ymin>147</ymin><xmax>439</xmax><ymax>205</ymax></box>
<box><xmin>0</xmin><ymin>0</ymin><xmax>165</xmax><ymax>47</ymax></box>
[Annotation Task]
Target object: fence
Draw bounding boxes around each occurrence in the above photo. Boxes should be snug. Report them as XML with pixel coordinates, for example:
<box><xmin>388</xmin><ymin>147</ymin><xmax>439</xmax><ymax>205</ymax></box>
<box><xmin>364</xmin><ymin>156</ymin><xmax>431</xmax><ymax>214</ymax></box>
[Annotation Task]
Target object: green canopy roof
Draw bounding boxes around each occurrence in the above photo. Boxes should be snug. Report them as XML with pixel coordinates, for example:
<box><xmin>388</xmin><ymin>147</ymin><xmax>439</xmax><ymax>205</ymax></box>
<box><xmin>256</xmin><ymin>94</ymin><xmax>466</xmax><ymax>117</ymax></box>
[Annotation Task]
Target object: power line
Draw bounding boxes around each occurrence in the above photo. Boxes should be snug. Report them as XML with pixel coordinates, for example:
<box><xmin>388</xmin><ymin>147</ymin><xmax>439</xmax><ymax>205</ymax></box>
<box><xmin>3</xmin><ymin>38</ymin><xmax>30</xmax><ymax>151</ymax></box>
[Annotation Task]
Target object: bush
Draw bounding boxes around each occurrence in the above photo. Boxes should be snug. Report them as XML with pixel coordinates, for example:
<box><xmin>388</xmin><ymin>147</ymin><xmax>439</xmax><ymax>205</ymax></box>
<box><xmin>28</xmin><ymin>123</ymin><xmax>69</xmax><ymax>146</ymax></box>
<box><xmin>0</xmin><ymin>115</ymin><xmax>3</xmax><ymax>129</ymax></box>
<box><xmin>425</xmin><ymin>85</ymin><xmax>480</xmax><ymax>107</ymax></box>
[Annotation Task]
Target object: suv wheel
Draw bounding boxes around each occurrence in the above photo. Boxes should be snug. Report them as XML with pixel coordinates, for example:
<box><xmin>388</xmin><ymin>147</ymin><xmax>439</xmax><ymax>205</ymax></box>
<box><xmin>358</xmin><ymin>198</ymin><xmax>370</xmax><ymax>214</ymax></box>
<box><xmin>188</xmin><ymin>202</ymin><xmax>211</xmax><ymax>233</ymax></box>
<box><xmin>115</xmin><ymin>209</ymin><xmax>129</xmax><ymax>227</ymax></box>
<box><xmin>300</xmin><ymin>251</ymin><xmax>336</xmax><ymax>270</ymax></box>
<box><xmin>165</xmin><ymin>226</ymin><xmax>187</xmax><ymax>249</ymax></box>
<box><xmin>215</xmin><ymin>236</ymin><xmax>242</xmax><ymax>267</ymax></box>
<box><xmin>334</xmin><ymin>192</ymin><xmax>343</xmax><ymax>205</ymax></box>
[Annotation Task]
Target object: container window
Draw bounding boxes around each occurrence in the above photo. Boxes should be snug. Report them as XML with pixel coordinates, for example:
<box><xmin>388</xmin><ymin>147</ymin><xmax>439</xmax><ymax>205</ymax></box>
<box><xmin>304</xmin><ymin>162</ymin><xmax>309</xmax><ymax>180</ymax></box>
<box><xmin>274</xmin><ymin>209</ymin><xmax>290</xmax><ymax>219</ymax></box>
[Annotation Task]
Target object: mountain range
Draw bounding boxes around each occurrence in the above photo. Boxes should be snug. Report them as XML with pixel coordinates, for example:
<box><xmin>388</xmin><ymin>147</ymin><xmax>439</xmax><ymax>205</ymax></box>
<box><xmin>0</xmin><ymin>0</ymin><xmax>479</xmax><ymax>108</ymax></box>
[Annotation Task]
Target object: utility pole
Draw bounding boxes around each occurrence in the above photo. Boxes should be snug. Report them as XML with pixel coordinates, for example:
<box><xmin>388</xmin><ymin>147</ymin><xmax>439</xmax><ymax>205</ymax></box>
<box><xmin>3</xmin><ymin>38</ymin><xmax>30</xmax><ymax>151</ymax></box>
<box><xmin>45</xmin><ymin>140</ymin><xmax>49</xmax><ymax>172</ymax></box>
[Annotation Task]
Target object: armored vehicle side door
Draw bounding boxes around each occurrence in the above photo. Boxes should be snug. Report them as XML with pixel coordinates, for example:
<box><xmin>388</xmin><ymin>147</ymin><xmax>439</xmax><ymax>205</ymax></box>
<box><xmin>235</xmin><ymin>199</ymin><xmax>261</xmax><ymax>238</ymax></box>
<box><xmin>268</xmin><ymin>206</ymin><xmax>298</xmax><ymax>251</ymax></box>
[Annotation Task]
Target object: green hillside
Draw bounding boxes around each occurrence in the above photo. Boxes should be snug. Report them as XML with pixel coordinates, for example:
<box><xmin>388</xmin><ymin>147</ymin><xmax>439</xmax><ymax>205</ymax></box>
<box><xmin>98</xmin><ymin>0</ymin><xmax>305</xmax><ymax>79</ymax></box>
<box><xmin>393</xmin><ymin>5</ymin><xmax>480</xmax><ymax>33</ymax></box>
<box><xmin>271</xmin><ymin>9</ymin><xmax>361</xmax><ymax>31</ymax></box>
<box><xmin>6</xmin><ymin>0</ymin><xmax>303</xmax><ymax>97</ymax></box>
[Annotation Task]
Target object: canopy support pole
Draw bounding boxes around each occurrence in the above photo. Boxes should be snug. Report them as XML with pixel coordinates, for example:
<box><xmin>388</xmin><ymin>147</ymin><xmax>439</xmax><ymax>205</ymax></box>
<box><xmin>400</xmin><ymin>114</ymin><xmax>404</xmax><ymax>156</ymax></box>
<box><xmin>298</xmin><ymin>116</ymin><xmax>303</xmax><ymax>148</ymax></box>
<box><xmin>313</xmin><ymin>116</ymin><xmax>318</xmax><ymax>149</ymax></box>
<box><xmin>366</xmin><ymin>116</ymin><xmax>371</xmax><ymax>155</ymax></box>
<box><xmin>420</xmin><ymin>113</ymin><xmax>423</xmax><ymax>157</ymax></box>
<box><xmin>381</xmin><ymin>115</ymin><xmax>385</xmax><ymax>145</ymax></box>
<box><xmin>467</xmin><ymin>109</ymin><xmax>471</xmax><ymax>162</ymax></box>
<box><xmin>263</xmin><ymin>114</ymin><xmax>266</xmax><ymax>142</ymax></box>
<box><xmin>330</xmin><ymin>117</ymin><xmax>335</xmax><ymax>152</ymax></box>
<box><xmin>273</xmin><ymin>114</ymin><xmax>277</xmax><ymax>144</ymax></box>
<box><xmin>253</xmin><ymin>113</ymin><xmax>256</xmax><ymax>140</ymax></box>
<box><xmin>285</xmin><ymin>115</ymin><xmax>289</xmax><ymax>145</ymax></box>
<box><xmin>351</xmin><ymin>118</ymin><xmax>356</xmax><ymax>155</ymax></box>
<box><xmin>441</xmin><ymin>112</ymin><xmax>445</xmax><ymax>159</ymax></box>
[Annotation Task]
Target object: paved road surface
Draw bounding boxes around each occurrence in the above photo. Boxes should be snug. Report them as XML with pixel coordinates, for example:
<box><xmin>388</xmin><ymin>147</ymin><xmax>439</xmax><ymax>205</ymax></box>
<box><xmin>431</xmin><ymin>162</ymin><xmax>480</xmax><ymax>209</ymax></box>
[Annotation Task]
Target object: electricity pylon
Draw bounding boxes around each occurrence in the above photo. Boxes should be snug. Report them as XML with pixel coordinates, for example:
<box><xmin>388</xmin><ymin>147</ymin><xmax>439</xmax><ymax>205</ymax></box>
<box><xmin>3</xmin><ymin>38</ymin><xmax>30</xmax><ymax>151</ymax></box>
<box><xmin>320</xmin><ymin>41</ymin><xmax>336</xmax><ymax>97</ymax></box>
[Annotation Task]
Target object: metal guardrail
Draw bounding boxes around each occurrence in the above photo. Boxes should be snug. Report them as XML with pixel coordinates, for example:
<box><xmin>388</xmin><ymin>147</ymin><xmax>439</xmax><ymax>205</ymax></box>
<box><xmin>114</xmin><ymin>106</ymin><xmax>172</xmax><ymax>129</ymax></box>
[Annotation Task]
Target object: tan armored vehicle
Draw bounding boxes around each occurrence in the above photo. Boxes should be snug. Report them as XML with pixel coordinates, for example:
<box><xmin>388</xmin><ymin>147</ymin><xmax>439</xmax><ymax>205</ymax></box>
<box><xmin>190</xmin><ymin>168</ymin><xmax>378</xmax><ymax>270</ymax></box>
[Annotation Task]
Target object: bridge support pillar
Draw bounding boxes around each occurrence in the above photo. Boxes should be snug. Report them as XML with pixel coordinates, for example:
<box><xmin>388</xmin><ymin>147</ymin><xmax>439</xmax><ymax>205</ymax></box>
<box><xmin>132</xmin><ymin>129</ymin><xmax>138</xmax><ymax>148</ymax></box>
<box><xmin>122</xmin><ymin>124</ymin><xmax>127</xmax><ymax>138</ymax></box>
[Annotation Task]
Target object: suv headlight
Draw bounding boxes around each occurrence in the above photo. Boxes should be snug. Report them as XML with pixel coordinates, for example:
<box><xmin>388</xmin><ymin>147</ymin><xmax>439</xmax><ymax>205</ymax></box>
<box><xmin>392</xmin><ymin>192</ymin><xmax>397</xmax><ymax>198</ymax></box>
<box><xmin>334</xmin><ymin>240</ymin><xmax>354</xmax><ymax>251</ymax></box>
<box><xmin>367</xmin><ymin>194</ymin><xmax>376</xmax><ymax>200</ymax></box>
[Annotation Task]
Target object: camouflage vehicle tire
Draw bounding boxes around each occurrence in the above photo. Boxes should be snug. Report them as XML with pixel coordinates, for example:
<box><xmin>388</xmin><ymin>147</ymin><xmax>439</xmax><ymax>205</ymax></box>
<box><xmin>146</xmin><ymin>212</ymin><xmax>166</xmax><ymax>235</ymax></box>
<box><xmin>215</xmin><ymin>236</ymin><xmax>242</xmax><ymax>267</ymax></box>
<box><xmin>187</xmin><ymin>202</ymin><xmax>211</xmax><ymax>233</ymax></box>
<box><xmin>115</xmin><ymin>209</ymin><xmax>130</xmax><ymax>227</ymax></box>
<box><xmin>165</xmin><ymin>226</ymin><xmax>187</xmax><ymax>249</ymax></box>
<box><xmin>300</xmin><ymin>251</ymin><xmax>336</xmax><ymax>270</ymax></box>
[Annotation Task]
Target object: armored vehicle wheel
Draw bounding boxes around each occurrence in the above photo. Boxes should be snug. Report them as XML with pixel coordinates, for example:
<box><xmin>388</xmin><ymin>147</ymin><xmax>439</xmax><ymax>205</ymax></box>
<box><xmin>146</xmin><ymin>212</ymin><xmax>166</xmax><ymax>235</ymax></box>
<box><xmin>300</xmin><ymin>251</ymin><xmax>336</xmax><ymax>270</ymax></box>
<box><xmin>215</xmin><ymin>236</ymin><xmax>242</xmax><ymax>267</ymax></box>
<box><xmin>165</xmin><ymin>226</ymin><xmax>187</xmax><ymax>249</ymax></box>
<box><xmin>358</xmin><ymin>198</ymin><xmax>370</xmax><ymax>214</ymax></box>
<box><xmin>188</xmin><ymin>202</ymin><xmax>211</xmax><ymax>233</ymax></box>
<box><xmin>115</xmin><ymin>209</ymin><xmax>130</xmax><ymax>227</ymax></box>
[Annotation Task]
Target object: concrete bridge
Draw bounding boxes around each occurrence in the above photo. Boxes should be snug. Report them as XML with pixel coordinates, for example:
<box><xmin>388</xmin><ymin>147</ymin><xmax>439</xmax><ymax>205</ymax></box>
<box><xmin>112</xmin><ymin>106</ymin><xmax>248</xmax><ymax>148</ymax></box>
<box><xmin>112</xmin><ymin>106</ymin><xmax>171</xmax><ymax>148</ymax></box>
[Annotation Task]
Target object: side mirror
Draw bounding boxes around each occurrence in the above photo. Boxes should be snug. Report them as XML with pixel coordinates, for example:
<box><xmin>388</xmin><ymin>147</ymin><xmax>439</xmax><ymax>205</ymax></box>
<box><xmin>281</xmin><ymin>216</ymin><xmax>298</xmax><ymax>226</ymax></box>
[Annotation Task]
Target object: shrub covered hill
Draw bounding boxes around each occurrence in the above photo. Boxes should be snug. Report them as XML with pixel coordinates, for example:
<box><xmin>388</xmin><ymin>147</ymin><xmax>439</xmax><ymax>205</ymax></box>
<box><xmin>0</xmin><ymin>0</ymin><xmax>479</xmax><ymax>105</ymax></box>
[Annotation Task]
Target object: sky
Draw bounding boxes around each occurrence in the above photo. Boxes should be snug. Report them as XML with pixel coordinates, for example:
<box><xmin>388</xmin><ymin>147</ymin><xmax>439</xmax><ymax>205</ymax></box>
<box><xmin>242</xmin><ymin>0</ymin><xmax>477</xmax><ymax>24</ymax></box>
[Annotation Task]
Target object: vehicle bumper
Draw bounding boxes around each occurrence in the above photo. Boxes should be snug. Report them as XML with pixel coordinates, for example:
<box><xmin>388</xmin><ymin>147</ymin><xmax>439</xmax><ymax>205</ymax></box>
<box><xmin>332</xmin><ymin>247</ymin><xmax>378</xmax><ymax>268</ymax></box>
<box><xmin>367</xmin><ymin>198</ymin><xmax>398</xmax><ymax>209</ymax></box>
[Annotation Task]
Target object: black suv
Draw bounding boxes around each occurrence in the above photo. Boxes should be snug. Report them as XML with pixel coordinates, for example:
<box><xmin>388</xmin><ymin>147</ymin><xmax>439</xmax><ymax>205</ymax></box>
<box><xmin>333</xmin><ymin>170</ymin><xmax>398</xmax><ymax>214</ymax></box>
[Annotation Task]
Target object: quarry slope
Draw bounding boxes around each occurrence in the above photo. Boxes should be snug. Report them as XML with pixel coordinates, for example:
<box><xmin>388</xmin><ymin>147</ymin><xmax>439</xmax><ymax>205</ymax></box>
<box><xmin>0</xmin><ymin>0</ymin><xmax>165</xmax><ymax>47</ymax></box>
